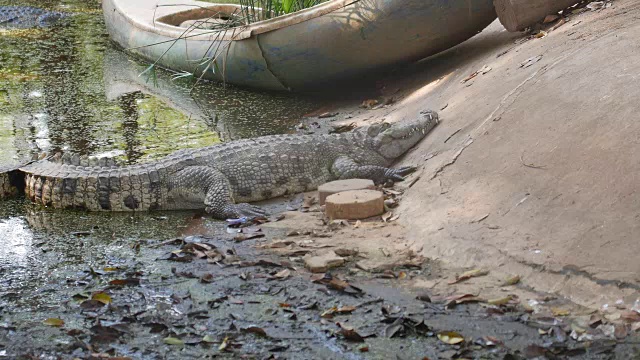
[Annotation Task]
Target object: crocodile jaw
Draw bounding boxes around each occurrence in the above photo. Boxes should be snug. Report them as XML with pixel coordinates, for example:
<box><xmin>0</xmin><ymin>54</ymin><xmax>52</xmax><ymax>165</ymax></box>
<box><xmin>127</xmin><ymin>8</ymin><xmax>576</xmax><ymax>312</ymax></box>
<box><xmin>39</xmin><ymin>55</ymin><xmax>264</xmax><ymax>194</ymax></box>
<box><xmin>371</xmin><ymin>110</ymin><xmax>439</xmax><ymax>160</ymax></box>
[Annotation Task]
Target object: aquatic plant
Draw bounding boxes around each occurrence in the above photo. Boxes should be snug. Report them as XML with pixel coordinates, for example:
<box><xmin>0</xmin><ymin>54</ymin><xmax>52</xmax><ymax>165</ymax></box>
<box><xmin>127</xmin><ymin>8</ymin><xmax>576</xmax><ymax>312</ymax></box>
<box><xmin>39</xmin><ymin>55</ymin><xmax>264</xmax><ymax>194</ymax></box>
<box><xmin>238</xmin><ymin>0</ymin><xmax>324</xmax><ymax>23</ymax></box>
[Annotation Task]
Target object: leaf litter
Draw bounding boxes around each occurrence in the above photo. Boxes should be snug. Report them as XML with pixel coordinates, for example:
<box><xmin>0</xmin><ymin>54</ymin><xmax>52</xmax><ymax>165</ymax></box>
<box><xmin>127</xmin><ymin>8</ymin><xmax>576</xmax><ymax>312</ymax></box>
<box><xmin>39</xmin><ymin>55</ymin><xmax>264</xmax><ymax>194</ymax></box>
<box><xmin>5</xmin><ymin>213</ymin><xmax>636</xmax><ymax>359</ymax></box>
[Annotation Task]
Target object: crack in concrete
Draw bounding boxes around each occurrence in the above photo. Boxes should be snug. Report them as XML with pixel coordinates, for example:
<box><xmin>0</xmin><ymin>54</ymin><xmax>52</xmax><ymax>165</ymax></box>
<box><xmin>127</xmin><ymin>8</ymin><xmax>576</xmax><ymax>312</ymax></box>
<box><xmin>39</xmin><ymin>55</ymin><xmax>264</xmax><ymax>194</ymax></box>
<box><xmin>505</xmin><ymin>252</ymin><xmax>640</xmax><ymax>292</ymax></box>
<box><xmin>255</xmin><ymin>35</ymin><xmax>290</xmax><ymax>91</ymax></box>
<box><xmin>430</xmin><ymin>137</ymin><xmax>474</xmax><ymax>180</ymax></box>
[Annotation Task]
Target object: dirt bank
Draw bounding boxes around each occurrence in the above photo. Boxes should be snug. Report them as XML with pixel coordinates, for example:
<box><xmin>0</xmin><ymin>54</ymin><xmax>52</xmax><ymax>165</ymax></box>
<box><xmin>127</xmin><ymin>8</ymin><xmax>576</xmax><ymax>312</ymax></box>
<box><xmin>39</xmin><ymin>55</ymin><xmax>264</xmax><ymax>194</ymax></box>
<box><xmin>318</xmin><ymin>0</ymin><xmax>640</xmax><ymax>310</ymax></box>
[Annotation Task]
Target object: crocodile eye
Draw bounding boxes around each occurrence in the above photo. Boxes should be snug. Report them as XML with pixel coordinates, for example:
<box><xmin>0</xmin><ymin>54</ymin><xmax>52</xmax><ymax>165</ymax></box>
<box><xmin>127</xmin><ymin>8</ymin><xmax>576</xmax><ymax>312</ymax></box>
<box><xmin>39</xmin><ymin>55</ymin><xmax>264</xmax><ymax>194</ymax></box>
<box><xmin>367</xmin><ymin>125</ymin><xmax>381</xmax><ymax>137</ymax></box>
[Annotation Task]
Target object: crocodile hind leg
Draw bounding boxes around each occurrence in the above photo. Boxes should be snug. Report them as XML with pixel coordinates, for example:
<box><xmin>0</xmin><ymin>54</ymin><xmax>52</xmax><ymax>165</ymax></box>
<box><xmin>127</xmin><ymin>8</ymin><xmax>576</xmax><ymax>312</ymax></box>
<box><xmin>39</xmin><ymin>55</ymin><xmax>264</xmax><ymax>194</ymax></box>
<box><xmin>331</xmin><ymin>156</ymin><xmax>416</xmax><ymax>185</ymax></box>
<box><xmin>171</xmin><ymin>166</ymin><xmax>266</xmax><ymax>219</ymax></box>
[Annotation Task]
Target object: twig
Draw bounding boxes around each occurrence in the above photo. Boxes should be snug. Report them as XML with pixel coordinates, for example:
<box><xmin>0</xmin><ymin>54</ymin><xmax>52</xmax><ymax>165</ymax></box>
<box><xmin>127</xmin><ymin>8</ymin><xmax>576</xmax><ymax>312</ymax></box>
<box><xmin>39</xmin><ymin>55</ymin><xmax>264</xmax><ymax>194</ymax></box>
<box><xmin>444</xmin><ymin>128</ymin><xmax>462</xmax><ymax>143</ymax></box>
<box><xmin>356</xmin><ymin>297</ymin><xmax>383</xmax><ymax>308</ymax></box>
<box><xmin>430</xmin><ymin>138</ymin><xmax>474</xmax><ymax>180</ymax></box>
<box><xmin>520</xmin><ymin>151</ymin><xmax>546</xmax><ymax>169</ymax></box>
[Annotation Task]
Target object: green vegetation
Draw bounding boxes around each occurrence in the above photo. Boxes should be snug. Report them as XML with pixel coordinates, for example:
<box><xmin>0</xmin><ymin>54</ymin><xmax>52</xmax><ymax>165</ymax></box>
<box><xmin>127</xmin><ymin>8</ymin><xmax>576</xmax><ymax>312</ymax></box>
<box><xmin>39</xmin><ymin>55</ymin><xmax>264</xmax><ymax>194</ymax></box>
<box><xmin>237</xmin><ymin>0</ymin><xmax>325</xmax><ymax>23</ymax></box>
<box><xmin>200</xmin><ymin>0</ymin><xmax>326</xmax><ymax>22</ymax></box>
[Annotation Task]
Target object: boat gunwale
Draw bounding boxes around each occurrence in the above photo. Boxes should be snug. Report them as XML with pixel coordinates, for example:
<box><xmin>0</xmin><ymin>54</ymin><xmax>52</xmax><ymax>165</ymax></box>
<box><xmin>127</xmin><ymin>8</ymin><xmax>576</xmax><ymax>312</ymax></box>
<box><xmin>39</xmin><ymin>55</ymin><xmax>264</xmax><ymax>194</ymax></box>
<box><xmin>110</xmin><ymin>0</ymin><xmax>361</xmax><ymax>43</ymax></box>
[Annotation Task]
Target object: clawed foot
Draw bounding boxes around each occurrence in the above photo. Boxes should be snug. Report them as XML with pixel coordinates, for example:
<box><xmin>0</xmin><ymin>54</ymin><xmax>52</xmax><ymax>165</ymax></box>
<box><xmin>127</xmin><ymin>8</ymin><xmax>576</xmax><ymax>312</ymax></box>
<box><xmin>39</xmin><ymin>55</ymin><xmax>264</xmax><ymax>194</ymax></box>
<box><xmin>229</xmin><ymin>203</ymin><xmax>268</xmax><ymax>219</ymax></box>
<box><xmin>384</xmin><ymin>166</ymin><xmax>417</xmax><ymax>182</ymax></box>
<box><xmin>208</xmin><ymin>203</ymin><xmax>268</xmax><ymax>220</ymax></box>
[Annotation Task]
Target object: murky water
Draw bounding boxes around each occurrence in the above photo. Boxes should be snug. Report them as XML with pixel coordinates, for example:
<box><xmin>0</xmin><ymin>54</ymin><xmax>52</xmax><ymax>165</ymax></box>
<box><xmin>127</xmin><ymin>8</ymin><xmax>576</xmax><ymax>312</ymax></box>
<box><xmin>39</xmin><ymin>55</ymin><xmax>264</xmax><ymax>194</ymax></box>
<box><xmin>0</xmin><ymin>0</ymin><xmax>320</xmax><ymax>317</ymax></box>
<box><xmin>0</xmin><ymin>0</ymin><xmax>320</xmax><ymax>164</ymax></box>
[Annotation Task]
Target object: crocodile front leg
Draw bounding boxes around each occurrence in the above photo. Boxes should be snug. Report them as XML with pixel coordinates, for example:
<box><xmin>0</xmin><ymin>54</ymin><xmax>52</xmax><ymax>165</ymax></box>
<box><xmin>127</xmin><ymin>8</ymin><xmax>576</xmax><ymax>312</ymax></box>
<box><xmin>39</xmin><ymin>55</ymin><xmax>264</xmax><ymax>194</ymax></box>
<box><xmin>331</xmin><ymin>156</ymin><xmax>416</xmax><ymax>185</ymax></box>
<box><xmin>171</xmin><ymin>166</ymin><xmax>266</xmax><ymax>219</ymax></box>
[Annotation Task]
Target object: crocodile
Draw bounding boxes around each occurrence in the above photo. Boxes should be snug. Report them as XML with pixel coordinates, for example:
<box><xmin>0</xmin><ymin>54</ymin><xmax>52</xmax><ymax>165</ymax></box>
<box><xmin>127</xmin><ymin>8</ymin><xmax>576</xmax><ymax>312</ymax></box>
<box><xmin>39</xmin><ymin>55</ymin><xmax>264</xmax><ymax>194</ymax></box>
<box><xmin>0</xmin><ymin>110</ymin><xmax>438</xmax><ymax>219</ymax></box>
<box><xmin>0</xmin><ymin>6</ymin><xmax>70</xmax><ymax>29</ymax></box>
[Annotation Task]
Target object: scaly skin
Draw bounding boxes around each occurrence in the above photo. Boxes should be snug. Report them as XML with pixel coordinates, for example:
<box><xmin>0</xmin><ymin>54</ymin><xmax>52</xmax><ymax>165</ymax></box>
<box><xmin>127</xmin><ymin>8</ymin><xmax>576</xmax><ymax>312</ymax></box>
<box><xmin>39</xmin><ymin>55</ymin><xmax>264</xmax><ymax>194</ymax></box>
<box><xmin>0</xmin><ymin>6</ymin><xmax>69</xmax><ymax>29</ymax></box>
<box><xmin>0</xmin><ymin>110</ymin><xmax>438</xmax><ymax>219</ymax></box>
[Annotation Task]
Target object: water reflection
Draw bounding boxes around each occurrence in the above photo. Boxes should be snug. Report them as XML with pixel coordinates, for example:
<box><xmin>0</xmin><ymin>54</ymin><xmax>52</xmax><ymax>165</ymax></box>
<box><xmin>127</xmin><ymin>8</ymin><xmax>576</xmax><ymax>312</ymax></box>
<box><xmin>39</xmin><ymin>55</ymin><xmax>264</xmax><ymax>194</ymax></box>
<box><xmin>0</xmin><ymin>0</ymin><xmax>322</xmax><ymax>164</ymax></box>
<box><xmin>0</xmin><ymin>217</ymin><xmax>33</xmax><ymax>268</ymax></box>
<box><xmin>102</xmin><ymin>47</ymin><xmax>321</xmax><ymax>143</ymax></box>
<box><xmin>0</xmin><ymin>0</ymin><xmax>323</xmax><ymax>313</ymax></box>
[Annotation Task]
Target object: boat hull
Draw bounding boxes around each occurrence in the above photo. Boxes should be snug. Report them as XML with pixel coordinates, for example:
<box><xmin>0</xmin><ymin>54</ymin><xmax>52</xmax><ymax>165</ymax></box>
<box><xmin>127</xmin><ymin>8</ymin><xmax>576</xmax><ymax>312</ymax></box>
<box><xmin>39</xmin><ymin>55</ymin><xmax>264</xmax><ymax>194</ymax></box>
<box><xmin>103</xmin><ymin>0</ymin><xmax>497</xmax><ymax>91</ymax></box>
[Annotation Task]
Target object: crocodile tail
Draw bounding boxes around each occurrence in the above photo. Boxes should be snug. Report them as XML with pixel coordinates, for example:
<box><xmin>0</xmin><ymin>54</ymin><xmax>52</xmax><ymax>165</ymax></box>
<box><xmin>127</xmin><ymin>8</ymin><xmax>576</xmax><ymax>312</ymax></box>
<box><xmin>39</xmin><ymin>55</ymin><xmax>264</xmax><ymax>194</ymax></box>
<box><xmin>0</xmin><ymin>163</ymin><xmax>29</xmax><ymax>199</ymax></box>
<box><xmin>20</xmin><ymin>159</ymin><xmax>168</xmax><ymax>212</ymax></box>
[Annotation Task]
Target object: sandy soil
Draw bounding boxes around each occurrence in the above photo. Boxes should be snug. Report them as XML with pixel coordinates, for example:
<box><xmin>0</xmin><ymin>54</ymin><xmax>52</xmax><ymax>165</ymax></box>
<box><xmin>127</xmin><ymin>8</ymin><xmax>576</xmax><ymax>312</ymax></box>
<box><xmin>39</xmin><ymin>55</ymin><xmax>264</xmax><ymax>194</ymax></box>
<box><xmin>302</xmin><ymin>0</ymin><xmax>640</xmax><ymax>311</ymax></box>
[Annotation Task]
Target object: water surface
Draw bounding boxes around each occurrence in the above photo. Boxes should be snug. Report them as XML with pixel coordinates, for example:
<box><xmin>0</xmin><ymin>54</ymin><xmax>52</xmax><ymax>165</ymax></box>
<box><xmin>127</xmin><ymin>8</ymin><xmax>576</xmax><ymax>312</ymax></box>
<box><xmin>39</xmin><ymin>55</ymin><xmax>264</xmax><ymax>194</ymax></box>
<box><xmin>0</xmin><ymin>0</ymin><xmax>321</xmax><ymax>314</ymax></box>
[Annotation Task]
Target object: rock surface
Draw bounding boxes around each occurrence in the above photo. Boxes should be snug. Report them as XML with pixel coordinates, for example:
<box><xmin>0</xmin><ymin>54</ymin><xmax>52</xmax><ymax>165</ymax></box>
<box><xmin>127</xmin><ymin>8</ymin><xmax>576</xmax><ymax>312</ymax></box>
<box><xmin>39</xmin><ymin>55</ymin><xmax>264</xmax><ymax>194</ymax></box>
<box><xmin>325</xmin><ymin>190</ymin><xmax>384</xmax><ymax>220</ymax></box>
<box><xmin>318</xmin><ymin>179</ymin><xmax>376</xmax><ymax>205</ymax></box>
<box><xmin>304</xmin><ymin>251</ymin><xmax>345</xmax><ymax>273</ymax></box>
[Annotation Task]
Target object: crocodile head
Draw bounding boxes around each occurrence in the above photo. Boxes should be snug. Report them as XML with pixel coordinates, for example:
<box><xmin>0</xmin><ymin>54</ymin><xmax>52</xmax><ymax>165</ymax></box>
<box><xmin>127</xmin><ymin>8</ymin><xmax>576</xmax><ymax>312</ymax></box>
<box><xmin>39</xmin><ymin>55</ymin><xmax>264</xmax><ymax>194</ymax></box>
<box><xmin>367</xmin><ymin>110</ymin><xmax>439</xmax><ymax>159</ymax></box>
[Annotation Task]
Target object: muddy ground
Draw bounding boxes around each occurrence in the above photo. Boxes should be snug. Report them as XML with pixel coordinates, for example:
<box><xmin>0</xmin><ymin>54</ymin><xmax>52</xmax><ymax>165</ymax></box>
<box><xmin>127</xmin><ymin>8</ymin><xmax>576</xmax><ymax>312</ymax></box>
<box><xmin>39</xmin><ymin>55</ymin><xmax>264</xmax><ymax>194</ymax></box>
<box><xmin>2</xmin><ymin>194</ymin><xmax>640</xmax><ymax>360</ymax></box>
<box><xmin>300</xmin><ymin>0</ymin><xmax>640</xmax><ymax>319</ymax></box>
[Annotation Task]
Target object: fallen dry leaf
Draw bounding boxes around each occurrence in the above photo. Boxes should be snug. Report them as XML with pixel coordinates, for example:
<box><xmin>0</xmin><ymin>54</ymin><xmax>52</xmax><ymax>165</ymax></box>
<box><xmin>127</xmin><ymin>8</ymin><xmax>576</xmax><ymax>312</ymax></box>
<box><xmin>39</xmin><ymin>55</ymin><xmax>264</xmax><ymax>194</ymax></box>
<box><xmin>360</xmin><ymin>99</ymin><xmax>379</xmax><ymax>109</ymax></box>
<box><xmin>437</xmin><ymin>331</ymin><xmax>465</xmax><ymax>345</ymax></box>
<box><xmin>449</xmin><ymin>269</ymin><xmax>489</xmax><ymax>284</ymax></box>
<box><xmin>242</xmin><ymin>326</ymin><xmax>268</xmax><ymax>337</ymax></box>
<box><xmin>487</xmin><ymin>295</ymin><xmax>518</xmax><ymax>306</ymax></box>
<box><xmin>482</xmin><ymin>336</ymin><xmax>503</xmax><ymax>347</ymax></box>
<box><xmin>234</xmin><ymin>233</ymin><xmax>265</xmax><ymax>242</ymax></box>
<box><xmin>552</xmin><ymin>308</ymin><xmax>571</xmax><ymax>317</ymax></box>
<box><xmin>524</xmin><ymin>345</ymin><xmax>549</xmax><ymax>358</ymax></box>
<box><xmin>303</xmin><ymin>195</ymin><xmax>316</xmax><ymax>208</ymax></box>
<box><xmin>440</xmin><ymin>293</ymin><xmax>485</xmax><ymax>308</ymax></box>
<box><xmin>202</xmin><ymin>335</ymin><xmax>215</xmax><ymax>343</ymax></box>
<box><xmin>461</xmin><ymin>65</ymin><xmax>492</xmax><ymax>84</ymax></box>
<box><xmin>334</xmin><ymin>248</ymin><xmax>358</xmax><ymax>257</ymax></box>
<box><xmin>92</xmin><ymin>292</ymin><xmax>112</xmax><ymax>305</ymax></box>
<box><xmin>312</xmin><ymin>274</ymin><xmax>363</xmax><ymax>296</ymax></box>
<box><xmin>337</xmin><ymin>323</ymin><xmax>365</xmax><ymax>342</ymax></box>
<box><xmin>621</xmin><ymin>310</ymin><xmax>640</xmax><ymax>322</ymax></box>
<box><xmin>383</xmin><ymin>318</ymin><xmax>405</xmax><ymax>338</ymax></box>
<box><xmin>274</xmin><ymin>269</ymin><xmax>291</xmax><ymax>280</ymax></box>
<box><xmin>228</xmin><ymin>296</ymin><xmax>244</xmax><ymax>305</ymax></box>
<box><xmin>502</xmin><ymin>275</ymin><xmax>521</xmax><ymax>286</ymax></box>
<box><xmin>259</xmin><ymin>240</ymin><xmax>295</xmax><ymax>248</ymax></box>
<box><xmin>218</xmin><ymin>336</ymin><xmax>229</xmax><ymax>351</ymax></box>
<box><xmin>321</xmin><ymin>306</ymin><xmax>356</xmax><ymax>318</ymax></box>
<box><xmin>200</xmin><ymin>273</ymin><xmax>215</xmax><ymax>283</ymax></box>
<box><xmin>534</xmin><ymin>30</ymin><xmax>548</xmax><ymax>39</ymax></box>
<box><xmin>615</xmin><ymin>324</ymin><xmax>628</xmax><ymax>339</ymax></box>
<box><xmin>108</xmin><ymin>278</ymin><xmax>140</xmax><ymax>286</ymax></box>
<box><xmin>43</xmin><ymin>318</ymin><xmax>64</xmax><ymax>327</ymax></box>
<box><xmin>318</xmin><ymin>112</ymin><xmax>338</xmax><ymax>118</ymax></box>
<box><xmin>163</xmin><ymin>337</ymin><xmax>184</xmax><ymax>346</ymax></box>
<box><xmin>520</xmin><ymin>55</ymin><xmax>543</xmax><ymax>68</ymax></box>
